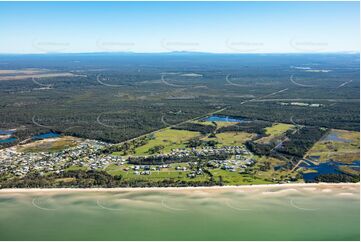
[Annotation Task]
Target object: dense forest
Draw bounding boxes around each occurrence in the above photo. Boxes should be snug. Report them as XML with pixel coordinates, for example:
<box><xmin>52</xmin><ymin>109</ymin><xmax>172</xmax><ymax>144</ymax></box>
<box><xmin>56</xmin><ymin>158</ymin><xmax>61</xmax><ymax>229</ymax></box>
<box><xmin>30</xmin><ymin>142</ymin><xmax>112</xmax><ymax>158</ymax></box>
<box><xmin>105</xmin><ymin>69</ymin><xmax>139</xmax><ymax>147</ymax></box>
<box><xmin>0</xmin><ymin>53</ymin><xmax>359</xmax><ymax>147</ymax></box>
<box><xmin>314</xmin><ymin>173</ymin><xmax>360</xmax><ymax>183</ymax></box>
<box><xmin>246</xmin><ymin>126</ymin><xmax>328</xmax><ymax>159</ymax></box>
<box><xmin>217</xmin><ymin>120</ymin><xmax>271</xmax><ymax>135</ymax></box>
<box><xmin>172</xmin><ymin>122</ymin><xmax>216</xmax><ymax>134</ymax></box>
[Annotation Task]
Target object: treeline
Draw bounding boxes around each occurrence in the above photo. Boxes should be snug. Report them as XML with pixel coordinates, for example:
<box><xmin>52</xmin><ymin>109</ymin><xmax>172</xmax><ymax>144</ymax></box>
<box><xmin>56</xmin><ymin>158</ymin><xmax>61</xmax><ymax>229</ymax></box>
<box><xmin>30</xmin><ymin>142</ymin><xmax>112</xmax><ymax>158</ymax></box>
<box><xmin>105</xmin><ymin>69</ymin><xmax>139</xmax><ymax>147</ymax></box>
<box><xmin>102</xmin><ymin>136</ymin><xmax>150</xmax><ymax>155</ymax></box>
<box><xmin>314</xmin><ymin>173</ymin><xmax>359</xmax><ymax>183</ymax></box>
<box><xmin>245</xmin><ymin>142</ymin><xmax>273</xmax><ymax>156</ymax></box>
<box><xmin>222</xmin><ymin>101</ymin><xmax>360</xmax><ymax>131</ymax></box>
<box><xmin>0</xmin><ymin>170</ymin><xmax>122</xmax><ymax>188</ymax></box>
<box><xmin>186</xmin><ymin>138</ymin><xmax>218</xmax><ymax>148</ymax></box>
<box><xmin>0</xmin><ymin>169</ymin><xmax>221</xmax><ymax>188</ymax></box>
<box><xmin>276</xmin><ymin>127</ymin><xmax>328</xmax><ymax>158</ymax></box>
<box><xmin>246</xmin><ymin>126</ymin><xmax>328</xmax><ymax>159</ymax></box>
<box><xmin>172</xmin><ymin>122</ymin><xmax>216</xmax><ymax>134</ymax></box>
<box><xmin>217</xmin><ymin>120</ymin><xmax>271</xmax><ymax>135</ymax></box>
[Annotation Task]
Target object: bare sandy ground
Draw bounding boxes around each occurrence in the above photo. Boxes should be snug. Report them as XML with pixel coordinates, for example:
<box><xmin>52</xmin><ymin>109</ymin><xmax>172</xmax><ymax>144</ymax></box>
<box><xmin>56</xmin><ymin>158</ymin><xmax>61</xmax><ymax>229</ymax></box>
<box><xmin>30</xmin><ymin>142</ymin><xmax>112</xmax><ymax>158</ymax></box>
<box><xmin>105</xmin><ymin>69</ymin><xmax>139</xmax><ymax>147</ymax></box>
<box><xmin>0</xmin><ymin>134</ymin><xmax>11</xmax><ymax>140</ymax></box>
<box><xmin>16</xmin><ymin>136</ymin><xmax>80</xmax><ymax>152</ymax></box>
<box><xmin>0</xmin><ymin>73</ymin><xmax>79</xmax><ymax>81</ymax></box>
<box><xmin>0</xmin><ymin>183</ymin><xmax>359</xmax><ymax>194</ymax></box>
<box><xmin>0</xmin><ymin>69</ymin><xmax>46</xmax><ymax>75</ymax></box>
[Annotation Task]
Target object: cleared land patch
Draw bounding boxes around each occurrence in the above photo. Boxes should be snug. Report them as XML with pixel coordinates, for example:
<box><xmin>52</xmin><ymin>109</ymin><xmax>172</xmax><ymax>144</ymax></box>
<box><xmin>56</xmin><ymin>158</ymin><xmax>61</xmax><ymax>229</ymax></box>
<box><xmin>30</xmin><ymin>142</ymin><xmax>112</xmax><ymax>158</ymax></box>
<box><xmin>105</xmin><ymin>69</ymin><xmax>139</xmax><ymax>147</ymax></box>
<box><xmin>194</xmin><ymin>120</ymin><xmax>238</xmax><ymax>129</ymax></box>
<box><xmin>65</xmin><ymin>165</ymin><xmax>88</xmax><ymax>172</ymax></box>
<box><xmin>17</xmin><ymin>136</ymin><xmax>80</xmax><ymax>153</ymax></box>
<box><xmin>254</xmin><ymin>156</ymin><xmax>301</xmax><ymax>182</ymax></box>
<box><xmin>105</xmin><ymin>163</ymin><xmax>208</xmax><ymax>182</ymax></box>
<box><xmin>203</xmin><ymin>131</ymin><xmax>256</xmax><ymax>147</ymax></box>
<box><xmin>210</xmin><ymin>169</ymin><xmax>271</xmax><ymax>185</ymax></box>
<box><xmin>0</xmin><ymin>69</ymin><xmax>82</xmax><ymax>81</ymax></box>
<box><xmin>256</xmin><ymin>123</ymin><xmax>295</xmax><ymax>144</ymax></box>
<box><xmin>133</xmin><ymin>129</ymin><xmax>201</xmax><ymax>155</ymax></box>
<box><xmin>0</xmin><ymin>69</ymin><xmax>47</xmax><ymax>75</ymax></box>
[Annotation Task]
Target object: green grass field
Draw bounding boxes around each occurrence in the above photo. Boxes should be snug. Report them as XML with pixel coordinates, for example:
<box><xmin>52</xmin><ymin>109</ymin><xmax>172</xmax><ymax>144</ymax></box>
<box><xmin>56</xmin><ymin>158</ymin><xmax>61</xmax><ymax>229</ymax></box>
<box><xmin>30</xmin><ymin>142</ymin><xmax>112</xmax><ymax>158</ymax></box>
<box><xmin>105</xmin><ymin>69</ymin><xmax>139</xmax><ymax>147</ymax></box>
<box><xmin>105</xmin><ymin>163</ymin><xmax>209</xmax><ymax>182</ymax></box>
<box><xmin>210</xmin><ymin>168</ymin><xmax>272</xmax><ymax>185</ymax></box>
<box><xmin>133</xmin><ymin>128</ymin><xmax>201</xmax><ymax>155</ymax></box>
<box><xmin>202</xmin><ymin>131</ymin><xmax>255</xmax><ymax>147</ymax></box>
<box><xmin>64</xmin><ymin>165</ymin><xmax>88</xmax><ymax>171</ymax></box>
<box><xmin>265</xmin><ymin>123</ymin><xmax>295</xmax><ymax>136</ymax></box>
<box><xmin>256</xmin><ymin>123</ymin><xmax>295</xmax><ymax>144</ymax></box>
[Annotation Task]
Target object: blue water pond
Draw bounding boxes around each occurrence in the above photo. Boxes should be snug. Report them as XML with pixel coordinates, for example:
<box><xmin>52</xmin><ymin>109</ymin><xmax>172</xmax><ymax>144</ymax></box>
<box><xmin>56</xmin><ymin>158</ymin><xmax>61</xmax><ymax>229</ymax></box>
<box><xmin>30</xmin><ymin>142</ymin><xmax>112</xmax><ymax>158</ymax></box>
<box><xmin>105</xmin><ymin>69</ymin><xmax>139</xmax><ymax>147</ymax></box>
<box><xmin>202</xmin><ymin>115</ymin><xmax>248</xmax><ymax>123</ymax></box>
<box><xmin>0</xmin><ymin>137</ymin><xmax>17</xmax><ymax>144</ymax></box>
<box><xmin>32</xmin><ymin>132</ymin><xmax>61</xmax><ymax>140</ymax></box>
<box><xmin>301</xmin><ymin>160</ymin><xmax>360</xmax><ymax>182</ymax></box>
<box><xmin>0</xmin><ymin>130</ymin><xmax>15</xmax><ymax>135</ymax></box>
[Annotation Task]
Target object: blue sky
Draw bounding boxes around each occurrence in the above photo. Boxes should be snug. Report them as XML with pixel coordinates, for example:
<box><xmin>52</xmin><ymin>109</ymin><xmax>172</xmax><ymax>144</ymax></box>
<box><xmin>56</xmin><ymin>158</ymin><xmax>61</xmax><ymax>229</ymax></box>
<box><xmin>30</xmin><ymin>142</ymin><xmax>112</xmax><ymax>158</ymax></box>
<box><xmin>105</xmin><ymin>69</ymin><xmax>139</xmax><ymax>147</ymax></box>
<box><xmin>0</xmin><ymin>1</ymin><xmax>359</xmax><ymax>53</ymax></box>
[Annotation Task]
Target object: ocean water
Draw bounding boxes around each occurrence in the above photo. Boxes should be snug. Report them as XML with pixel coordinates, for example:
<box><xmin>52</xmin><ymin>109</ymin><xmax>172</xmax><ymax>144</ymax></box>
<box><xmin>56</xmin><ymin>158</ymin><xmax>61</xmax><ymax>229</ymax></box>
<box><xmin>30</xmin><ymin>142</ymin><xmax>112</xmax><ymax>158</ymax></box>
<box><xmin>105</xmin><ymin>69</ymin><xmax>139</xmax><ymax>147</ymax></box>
<box><xmin>0</xmin><ymin>185</ymin><xmax>359</xmax><ymax>241</ymax></box>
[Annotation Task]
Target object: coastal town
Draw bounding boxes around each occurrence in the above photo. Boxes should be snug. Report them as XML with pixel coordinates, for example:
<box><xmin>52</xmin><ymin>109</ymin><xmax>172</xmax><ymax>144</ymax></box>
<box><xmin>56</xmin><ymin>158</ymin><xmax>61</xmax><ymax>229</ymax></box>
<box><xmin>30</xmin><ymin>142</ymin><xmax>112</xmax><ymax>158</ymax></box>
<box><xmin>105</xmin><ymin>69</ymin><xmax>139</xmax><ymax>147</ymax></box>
<box><xmin>1</xmin><ymin>112</ymin><xmax>360</xmax><ymax>187</ymax></box>
<box><xmin>0</xmin><ymin>134</ymin><xmax>257</xmax><ymax>180</ymax></box>
<box><xmin>0</xmin><ymin>139</ymin><xmax>113</xmax><ymax>177</ymax></box>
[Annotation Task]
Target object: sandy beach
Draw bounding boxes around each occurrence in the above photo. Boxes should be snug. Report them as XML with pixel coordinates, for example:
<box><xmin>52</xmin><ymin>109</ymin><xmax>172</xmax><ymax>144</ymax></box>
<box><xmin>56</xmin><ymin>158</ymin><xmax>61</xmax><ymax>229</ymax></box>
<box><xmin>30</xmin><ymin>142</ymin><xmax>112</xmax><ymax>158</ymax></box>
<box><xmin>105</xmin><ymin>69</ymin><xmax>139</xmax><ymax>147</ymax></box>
<box><xmin>0</xmin><ymin>182</ymin><xmax>359</xmax><ymax>194</ymax></box>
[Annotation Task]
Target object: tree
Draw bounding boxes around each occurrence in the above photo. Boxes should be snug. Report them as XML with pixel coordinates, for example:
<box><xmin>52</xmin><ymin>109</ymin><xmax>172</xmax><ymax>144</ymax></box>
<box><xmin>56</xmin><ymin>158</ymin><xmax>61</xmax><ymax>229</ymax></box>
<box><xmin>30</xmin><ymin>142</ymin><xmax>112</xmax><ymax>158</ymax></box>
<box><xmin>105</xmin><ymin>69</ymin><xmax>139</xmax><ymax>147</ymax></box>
<box><xmin>218</xmin><ymin>176</ymin><xmax>224</xmax><ymax>186</ymax></box>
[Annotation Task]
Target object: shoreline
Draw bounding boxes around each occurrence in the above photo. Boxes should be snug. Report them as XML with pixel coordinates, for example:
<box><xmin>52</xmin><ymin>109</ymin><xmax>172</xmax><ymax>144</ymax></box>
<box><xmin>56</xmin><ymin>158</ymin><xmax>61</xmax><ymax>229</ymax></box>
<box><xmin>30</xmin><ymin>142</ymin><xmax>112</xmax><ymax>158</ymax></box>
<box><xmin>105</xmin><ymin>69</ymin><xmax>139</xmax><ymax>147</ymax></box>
<box><xmin>0</xmin><ymin>182</ymin><xmax>359</xmax><ymax>193</ymax></box>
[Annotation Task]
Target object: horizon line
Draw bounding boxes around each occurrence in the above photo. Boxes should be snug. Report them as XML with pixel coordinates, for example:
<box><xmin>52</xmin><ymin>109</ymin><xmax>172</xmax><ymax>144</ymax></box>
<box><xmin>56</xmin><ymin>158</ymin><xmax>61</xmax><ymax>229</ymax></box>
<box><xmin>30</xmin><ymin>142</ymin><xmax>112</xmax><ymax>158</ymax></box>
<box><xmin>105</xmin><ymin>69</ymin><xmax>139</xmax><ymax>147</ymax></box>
<box><xmin>0</xmin><ymin>50</ymin><xmax>359</xmax><ymax>55</ymax></box>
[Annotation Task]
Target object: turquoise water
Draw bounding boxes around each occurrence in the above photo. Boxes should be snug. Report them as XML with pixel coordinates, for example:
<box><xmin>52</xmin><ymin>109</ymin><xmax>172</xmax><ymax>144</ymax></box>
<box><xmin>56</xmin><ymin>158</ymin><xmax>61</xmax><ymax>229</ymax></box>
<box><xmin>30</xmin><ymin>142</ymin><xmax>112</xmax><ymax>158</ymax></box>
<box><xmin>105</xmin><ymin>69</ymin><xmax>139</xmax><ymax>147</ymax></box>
<box><xmin>32</xmin><ymin>132</ymin><xmax>61</xmax><ymax>140</ymax></box>
<box><xmin>202</xmin><ymin>115</ymin><xmax>247</xmax><ymax>122</ymax></box>
<box><xmin>0</xmin><ymin>130</ymin><xmax>16</xmax><ymax>144</ymax></box>
<box><xmin>0</xmin><ymin>131</ymin><xmax>60</xmax><ymax>143</ymax></box>
<box><xmin>0</xmin><ymin>185</ymin><xmax>359</xmax><ymax>241</ymax></box>
<box><xmin>0</xmin><ymin>137</ymin><xmax>17</xmax><ymax>144</ymax></box>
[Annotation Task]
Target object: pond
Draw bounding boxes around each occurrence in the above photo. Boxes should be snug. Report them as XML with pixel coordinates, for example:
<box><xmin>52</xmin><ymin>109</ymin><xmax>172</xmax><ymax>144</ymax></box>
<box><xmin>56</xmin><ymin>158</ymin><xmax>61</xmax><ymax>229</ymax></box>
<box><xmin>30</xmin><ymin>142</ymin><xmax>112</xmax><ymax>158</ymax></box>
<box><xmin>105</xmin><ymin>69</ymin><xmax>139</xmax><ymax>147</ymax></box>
<box><xmin>0</xmin><ymin>137</ymin><xmax>17</xmax><ymax>144</ymax></box>
<box><xmin>202</xmin><ymin>115</ymin><xmax>248</xmax><ymax>122</ymax></box>
<box><xmin>0</xmin><ymin>130</ymin><xmax>15</xmax><ymax>135</ymax></box>
<box><xmin>300</xmin><ymin>160</ymin><xmax>360</xmax><ymax>182</ymax></box>
<box><xmin>32</xmin><ymin>132</ymin><xmax>61</xmax><ymax>140</ymax></box>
